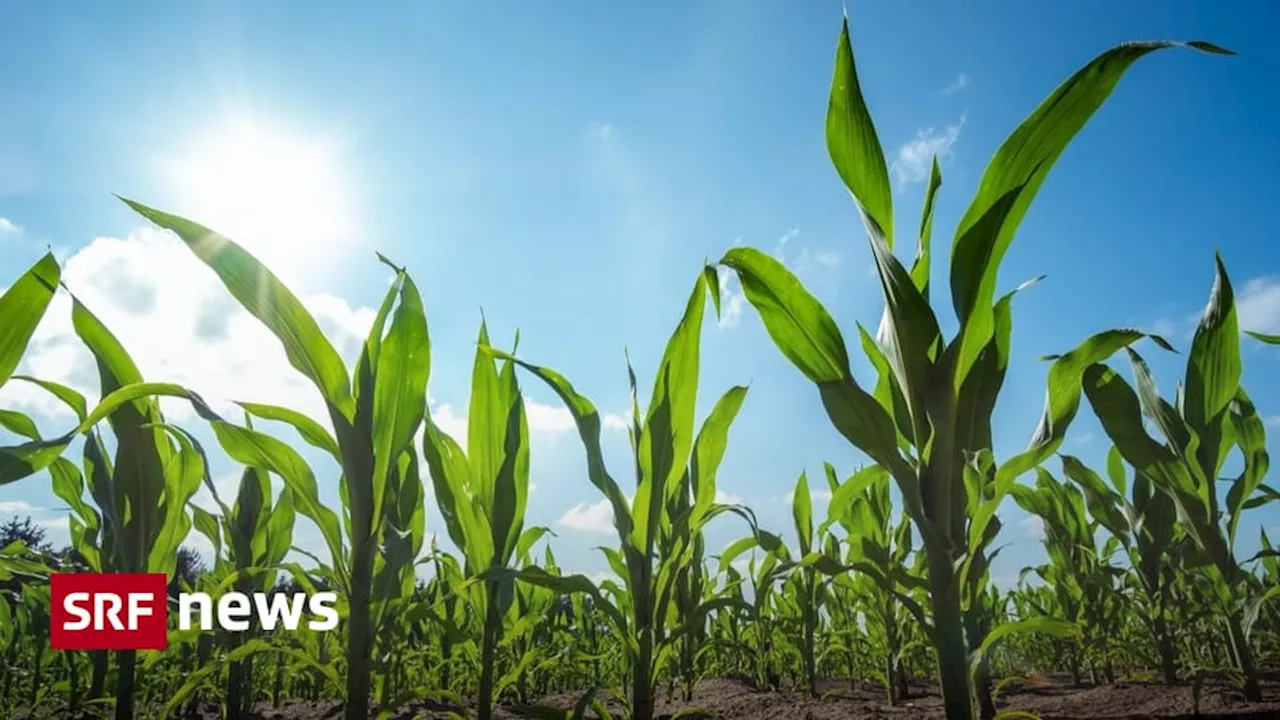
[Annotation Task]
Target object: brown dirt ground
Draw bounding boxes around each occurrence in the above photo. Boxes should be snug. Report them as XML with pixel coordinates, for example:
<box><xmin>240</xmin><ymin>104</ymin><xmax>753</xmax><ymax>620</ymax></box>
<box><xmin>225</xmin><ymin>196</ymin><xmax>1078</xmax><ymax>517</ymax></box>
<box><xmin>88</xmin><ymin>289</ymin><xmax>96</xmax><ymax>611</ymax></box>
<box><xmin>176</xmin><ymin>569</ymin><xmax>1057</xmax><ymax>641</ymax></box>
<box><xmin>24</xmin><ymin>673</ymin><xmax>1280</xmax><ymax>718</ymax></box>
<box><xmin>494</xmin><ymin>674</ymin><xmax>1280</xmax><ymax>720</ymax></box>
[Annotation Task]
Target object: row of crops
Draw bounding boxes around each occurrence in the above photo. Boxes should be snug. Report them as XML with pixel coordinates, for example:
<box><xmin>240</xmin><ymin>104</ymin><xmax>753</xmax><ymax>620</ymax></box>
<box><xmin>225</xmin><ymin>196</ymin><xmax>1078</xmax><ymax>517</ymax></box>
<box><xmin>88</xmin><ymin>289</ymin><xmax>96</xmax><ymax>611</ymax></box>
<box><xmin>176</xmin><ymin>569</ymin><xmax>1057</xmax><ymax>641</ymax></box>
<box><xmin>0</xmin><ymin>17</ymin><xmax>1277</xmax><ymax>720</ymax></box>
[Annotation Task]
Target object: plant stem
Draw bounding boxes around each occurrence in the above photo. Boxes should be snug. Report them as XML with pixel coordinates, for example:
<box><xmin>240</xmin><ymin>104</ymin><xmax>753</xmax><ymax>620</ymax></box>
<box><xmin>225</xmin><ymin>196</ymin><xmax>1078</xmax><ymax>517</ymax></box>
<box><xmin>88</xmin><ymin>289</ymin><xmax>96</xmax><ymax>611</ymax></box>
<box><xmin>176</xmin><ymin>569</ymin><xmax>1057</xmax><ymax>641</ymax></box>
<box><xmin>926</xmin><ymin>546</ymin><xmax>973</xmax><ymax>720</ymax></box>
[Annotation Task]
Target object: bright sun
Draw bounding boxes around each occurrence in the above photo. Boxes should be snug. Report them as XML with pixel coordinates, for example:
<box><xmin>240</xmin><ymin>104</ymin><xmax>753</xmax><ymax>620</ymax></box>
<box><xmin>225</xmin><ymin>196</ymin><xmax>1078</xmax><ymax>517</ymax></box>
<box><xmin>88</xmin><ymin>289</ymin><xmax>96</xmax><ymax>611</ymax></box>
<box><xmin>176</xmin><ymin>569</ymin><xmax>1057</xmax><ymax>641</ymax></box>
<box><xmin>168</xmin><ymin>118</ymin><xmax>354</xmax><ymax>279</ymax></box>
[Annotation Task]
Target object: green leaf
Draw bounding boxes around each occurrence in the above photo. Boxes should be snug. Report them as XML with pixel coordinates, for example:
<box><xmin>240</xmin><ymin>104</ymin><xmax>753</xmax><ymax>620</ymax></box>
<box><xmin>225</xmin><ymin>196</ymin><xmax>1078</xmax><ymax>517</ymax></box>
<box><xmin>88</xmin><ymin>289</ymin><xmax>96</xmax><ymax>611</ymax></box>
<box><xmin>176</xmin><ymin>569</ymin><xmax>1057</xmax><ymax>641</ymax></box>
<box><xmin>997</xmin><ymin>329</ymin><xmax>1163</xmax><ymax>489</ymax></box>
<box><xmin>950</xmin><ymin>40</ymin><xmax>1229</xmax><ymax>389</ymax></box>
<box><xmin>792</xmin><ymin>471</ymin><xmax>813</xmax><ymax>555</ymax></box>
<box><xmin>236</xmin><ymin>402</ymin><xmax>341</xmax><ymax>459</ymax></box>
<box><xmin>0</xmin><ymin>253</ymin><xmax>60</xmax><ymax>388</ymax></box>
<box><xmin>718</xmin><ymin>247</ymin><xmax>850</xmax><ymax>384</ymax></box>
<box><xmin>826</xmin><ymin>16</ymin><xmax>893</xmax><ymax>246</ymax></box>
<box><xmin>911</xmin><ymin>157</ymin><xmax>943</xmax><ymax>297</ymax></box>
<box><xmin>969</xmin><ymin>616</ymin><xmax>1078</xmax><ymax>681</ymax></box>
<box><xmin>0</xmin><ymin>411</ymin><xmax>39</xmax><ymax>440</ymax></box>
<box><xmin>689</xmin><ymin>385</ymin><xmax>749</xmax><ymax>523</ymax></box>
<box><xmin>120</xmin><ymin>198</ymin><xmax>354</xmax><ymax>418</ymax></box>
<box><xmin>483</xmin><ymin>347</ymin><xmax>634</xmax><ymax>543</ymax></box>
<box><xmin>1183</xmin><ymin>254</ymin><xmax>1240</xmax><ymax>432</ymax></box>
<box><xmin>208</xmin><ymin>422</ymin><xmax>347</xmax><ymax>584</ymax></box>
<box><xmin>9</xmin><ymin>376</ymin><xmax>87</xmax><ymax>422</ymax></box>
<box><xmin>369</xmin><ymin>272</ymin><xmax>430</xmax><ymax>541</ymax></box>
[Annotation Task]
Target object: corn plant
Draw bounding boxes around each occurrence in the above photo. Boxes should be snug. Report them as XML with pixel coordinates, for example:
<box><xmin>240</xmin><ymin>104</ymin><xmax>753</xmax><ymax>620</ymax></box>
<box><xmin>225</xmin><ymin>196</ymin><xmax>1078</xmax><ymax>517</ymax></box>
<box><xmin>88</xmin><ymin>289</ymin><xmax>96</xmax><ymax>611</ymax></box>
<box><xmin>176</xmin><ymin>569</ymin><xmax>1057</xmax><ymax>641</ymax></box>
<box><xmin>782</xmin><ymin>471</ymin><xmax>826</xmax><ymax>697</ymax></box>
<box><xmin>712</xmin><ymin>15</ymin><xmax>1229</xmax><ymax>719</ymax></box>
<box><xmin>420</xmin><ymin>321</ymin><xmax>539</xmax><ymax>720</ymax></box>
<box><xmin>1012</xmin><ymin>467</ymin><xmax>1129</xmax><ymax>683</ymax></box>
<box><xmin>7</xmin><ymin>293</ymin><xmax>207</xmax><ymax>719</ymax></box>
<box><xmin>1060</xmin><ymin>448</ymin><xmax>1181</xmax><ymax>684</ymax></box>
<box><xmin>823</xmin><ymin>464</ymin><xmax>918</xmax><ymax>703</ymax></box>
<box><xmin>185</xmin><ymin>458</ymin><xmax>296</xmax><ymax>718</ymax></box>
<box><xmin>483</xmin><ymin>271</ymin><xmax>756</xmax><ymax>719</ymax></box>
<box><xmin>1077</xmin><ymin>257</ymin><xmax>1274</xmax><ymax>700</ymax></box>
<box><xmin>0</xmin><ymin>199</ymin><xmax>432</xmax><ymax>719</ymax></box>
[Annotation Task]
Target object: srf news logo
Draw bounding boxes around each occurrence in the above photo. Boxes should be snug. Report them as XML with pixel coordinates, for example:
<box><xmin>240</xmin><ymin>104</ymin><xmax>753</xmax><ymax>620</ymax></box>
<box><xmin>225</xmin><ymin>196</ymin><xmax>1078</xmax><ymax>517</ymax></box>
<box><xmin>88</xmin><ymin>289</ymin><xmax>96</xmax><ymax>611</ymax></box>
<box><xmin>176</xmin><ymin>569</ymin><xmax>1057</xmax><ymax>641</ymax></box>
<box><xmin>50</xmin><ymin>573</ymin><xmax>339</xmax><ymax>651</ymax></box>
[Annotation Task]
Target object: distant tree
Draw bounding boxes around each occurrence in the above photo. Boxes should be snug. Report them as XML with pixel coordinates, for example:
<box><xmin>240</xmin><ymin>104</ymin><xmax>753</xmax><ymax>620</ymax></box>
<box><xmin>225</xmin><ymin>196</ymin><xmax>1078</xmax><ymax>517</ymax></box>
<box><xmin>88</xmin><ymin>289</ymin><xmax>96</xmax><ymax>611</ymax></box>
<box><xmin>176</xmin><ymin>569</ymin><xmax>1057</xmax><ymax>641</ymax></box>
<box><xmin>0</xmin><ymin>516</ymin><xmax>50</xmax><ymax>553</ymax></box>
<box><xmin>169</xmin><ymin>545</ymin><xmax>207</xmax><ymax>596</ymax></box>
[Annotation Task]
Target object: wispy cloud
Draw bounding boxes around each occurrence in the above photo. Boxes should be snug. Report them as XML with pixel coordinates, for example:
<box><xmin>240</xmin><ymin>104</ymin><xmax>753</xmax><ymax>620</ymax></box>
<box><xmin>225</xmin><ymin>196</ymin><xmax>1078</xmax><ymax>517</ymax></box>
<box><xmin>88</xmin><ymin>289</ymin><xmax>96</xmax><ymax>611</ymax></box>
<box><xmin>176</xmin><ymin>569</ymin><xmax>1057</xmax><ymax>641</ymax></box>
<box><xmin>773</xmin><ymin>227</ymin><xmax>800</xmax><ymax>259</ymax></box>
<box><xmin>813</xmin><ymin>252</ymin><xmax>841</xmax><ymax>269</ymax></box>
<box><xmin>1149</xmin><ymin>275</ymin><xmax>1280</xmax><ymax>345</ymax></box>
<box><xmin>603</xmin><ymin>411</ymin><xmax>632</xmax><ymax>431</ymax></box>
<box><xmin>1020</xmin><ymin>515</ymin><xmax>1045</xmax><ymax>539</ymax></box>
<box><xmin>892</xmin><ymin>114</ymin><xmax>965</xmax><ymax>187</ymax></box>
<box><xmin>557</xmin><ymin>499</ymin><xmax>615</xmax><ymax>534</ymax></box>
<box><xmin>715</xmin><ymin>264</ymin><xmax>747</xmax><ymax>329</ymax></box>
<box><xmin>0</xmin><ymin>500</ymin><xmax>38</xmax><ymax>513</ymax></box>
<box><xmin>0</xmin><ymin>218</ymin><xmax>18</xmax><ymax>235</ymax></box>
<box><xmin>1238</xmin><ymin>276</ymin><xmax>1280</xmax><ymax>336</ymax></box>
<box><xmin>715</xmin><ymin>489</ymin><xmax>743</xmax><ymax>505</ymax></box>
<box><xmin>943</xmin><ymin>73</ymin><xmax>969</xmax><ymax>95</ymax></box>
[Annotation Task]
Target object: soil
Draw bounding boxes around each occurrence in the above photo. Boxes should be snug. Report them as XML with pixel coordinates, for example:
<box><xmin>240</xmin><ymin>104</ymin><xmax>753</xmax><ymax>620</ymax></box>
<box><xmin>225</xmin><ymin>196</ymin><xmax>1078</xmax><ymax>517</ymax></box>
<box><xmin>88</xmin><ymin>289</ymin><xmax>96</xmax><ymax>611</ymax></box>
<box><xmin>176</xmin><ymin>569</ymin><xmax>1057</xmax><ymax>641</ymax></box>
<box><xmin>25</xmin><ymin>673</ymin><xmax>1280</xmax><ymax>718</ymax></box>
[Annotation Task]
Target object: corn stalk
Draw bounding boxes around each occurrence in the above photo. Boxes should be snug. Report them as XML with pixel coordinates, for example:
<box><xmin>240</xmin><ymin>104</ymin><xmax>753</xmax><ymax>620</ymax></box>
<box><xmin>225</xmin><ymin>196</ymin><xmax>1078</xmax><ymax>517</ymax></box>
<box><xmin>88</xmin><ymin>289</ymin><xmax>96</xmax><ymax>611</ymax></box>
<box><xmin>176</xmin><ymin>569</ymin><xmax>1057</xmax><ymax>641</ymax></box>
<box><xmin>1078</xmin><ymin>257</ymin><xmax>1275</xmax><ymax>700</ymax></box>
<box><xmin>713</xmin><ymin>16</ymin><xmax>1230</xmax><ymax>720</ymax></box>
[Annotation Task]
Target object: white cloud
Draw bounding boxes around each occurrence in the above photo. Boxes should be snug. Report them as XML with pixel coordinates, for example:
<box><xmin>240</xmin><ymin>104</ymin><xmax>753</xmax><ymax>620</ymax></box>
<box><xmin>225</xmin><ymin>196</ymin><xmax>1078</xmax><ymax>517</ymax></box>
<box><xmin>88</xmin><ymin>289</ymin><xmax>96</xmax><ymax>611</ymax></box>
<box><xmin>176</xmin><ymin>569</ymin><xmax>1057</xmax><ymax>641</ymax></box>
<box><xmin>0</xmin><ymin>500</ymin><xmax>38</xmax><ymax>513</ymax></box>
<box><xmin>1264</xmin><ymin>416</ymin><xmax>1280</xmax><ymax>428</ymax></box>
<box><xmin>943</xmin><ymin>73</ymin><xmax>969</xmax><ymax>95</ymax></box>
<box><xmin>525</xmin><ymin>401</ymin><xmax>574</xmax><ymax>434</ymax></box>
<box><xmin>1020</xmin><ymin>515</ymin><xmax>1044</xmax><ymax>539</ymax></box>
<box><xmin>892</xmin><ymin>116</ymin><xmax>965</xmax><ymax>187</ymax></box>
<box><xmin>38</xmin><ymin>516</ymin><xmax>69</xmax><ymax>531</ymax></box>
<box><xmin>773</xmin><ymin>228</ymin><xmax>800</xmax><ymax>259</ymax></box>
<box><xmin>603</xmin><ymin>411</ymin><xmax>632</xmax><ymax>432</ymax></box>
<box><xmin>589</xmin><ymin>570</ymin><xmax>620</xmax><ymax>587</ymax></box>
<box><xmin>0</xmin><ymin>217</ymin><xmax>18</xmax><ymax>235</ymax></box>
<box><xmin>0</xmin><ymin>227</ymin><xmax>377</xmax><ymax>424</ymax></box>
<box><xmin>1149</xmin><ymin>275</ymin><xmax>1280</xmax><ymax>345</ymax></box>
<box><xmin>714</xmin><ymin>265</ymin><xmax>746</xmax><ymax>330</ymax></box>
<box><xmin>427</xmin><ymin>398</ymin><xmax>469</xmax><ymax>443</ymax></box>
<box><xmin>1237</xmin><ymin>276</ymin><xmax>1280</xmax><ymax>337</ymax></box>
<box><xmin>557</xmin><ymin>498</ymin><xmax>615</xmax><ymax>534</ymax></box>
<box><xmin>813</xmin><ymin>252</ymin><xmax>841</xmax><ymax>269</ymax></box>
<box><xmin>715</xmin><ymin>489</ymin><xmax>743</xmax><ymax>505</ymax></box>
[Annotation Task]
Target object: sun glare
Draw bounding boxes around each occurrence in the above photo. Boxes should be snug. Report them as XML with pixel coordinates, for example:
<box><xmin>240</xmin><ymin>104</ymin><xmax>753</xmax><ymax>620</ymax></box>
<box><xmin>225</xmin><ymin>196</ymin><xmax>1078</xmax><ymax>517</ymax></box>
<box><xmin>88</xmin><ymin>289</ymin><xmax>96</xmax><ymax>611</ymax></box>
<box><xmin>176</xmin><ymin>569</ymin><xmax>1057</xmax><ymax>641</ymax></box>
<box><xmin>168</xmin><ymin>118</ymin><xmax>354</xmax><ymax>280</ymax></box>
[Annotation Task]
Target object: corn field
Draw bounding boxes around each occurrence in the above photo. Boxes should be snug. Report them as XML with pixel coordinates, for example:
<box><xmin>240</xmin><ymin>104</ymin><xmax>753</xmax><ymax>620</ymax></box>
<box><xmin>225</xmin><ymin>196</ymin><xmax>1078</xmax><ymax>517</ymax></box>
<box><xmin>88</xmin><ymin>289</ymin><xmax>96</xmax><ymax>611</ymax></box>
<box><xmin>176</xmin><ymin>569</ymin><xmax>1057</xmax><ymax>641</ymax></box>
<box><xmin>0</xmin><ymin>16</ymin><xmax>1277</xmax><ymax>720</ymax></box>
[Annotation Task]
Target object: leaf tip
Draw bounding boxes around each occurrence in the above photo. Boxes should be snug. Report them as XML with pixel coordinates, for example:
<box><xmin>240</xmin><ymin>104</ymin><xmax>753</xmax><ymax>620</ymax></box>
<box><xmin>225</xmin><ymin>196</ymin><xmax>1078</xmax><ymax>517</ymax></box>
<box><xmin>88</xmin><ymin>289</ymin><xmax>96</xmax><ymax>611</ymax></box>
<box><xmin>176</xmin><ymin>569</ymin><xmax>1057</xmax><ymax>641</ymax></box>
<box><xmin>1186</xmin><ymin>40</ymin><xmax>1236</xmax><ymax>56</ymax></box>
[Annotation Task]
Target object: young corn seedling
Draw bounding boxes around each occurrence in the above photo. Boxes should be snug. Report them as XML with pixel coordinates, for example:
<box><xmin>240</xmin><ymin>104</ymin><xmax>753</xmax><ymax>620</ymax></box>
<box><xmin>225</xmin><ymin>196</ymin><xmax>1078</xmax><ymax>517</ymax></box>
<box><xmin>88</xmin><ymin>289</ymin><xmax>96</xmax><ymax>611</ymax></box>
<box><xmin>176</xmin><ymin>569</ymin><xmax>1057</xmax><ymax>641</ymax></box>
<box><xmin>186</xmin><ymin>460</ymin><xmax>297</xmax><ymax>719</ymax></box>
<box><xmin>823</xmin><ymin>464</ymin><xmax>918</xmax><ymax>704</ymax></box>
<box><xmin>1012</xmin><ymin>468</ymin><xmax>1128</xmax><ymax>684</ymax></box>
<box><xmin>420</xmin><ymin>321</ymin><xmax>540</xmax><ymax>720</ymax></box>
<box><xmin>5</xmin><ymin>293</ymin><xmax>205</xmax><ymax>719</ymax></box>
<box><xmin>0</xmin><ymin>199</ymin><xmax>432</xmax><ymax>719</ymax></box>
<box><xmin>1059</xmin><ymin>448</ymin><xmax>1181</xmax><ymax>684</ymax></box>
<box><xmin>713</xmin><ymin>15</ymin><xmax>1229</xmax><ymax>719</ymax></box>
<box><xmin>1077</xmin><ymin>256</ymin><xmax>1274</xmax><ymax>701</ymax></box>
<box><xmin>482</xmin><ymin>271</ymin><xmax>755</xmax><ymax>720</ymax></box>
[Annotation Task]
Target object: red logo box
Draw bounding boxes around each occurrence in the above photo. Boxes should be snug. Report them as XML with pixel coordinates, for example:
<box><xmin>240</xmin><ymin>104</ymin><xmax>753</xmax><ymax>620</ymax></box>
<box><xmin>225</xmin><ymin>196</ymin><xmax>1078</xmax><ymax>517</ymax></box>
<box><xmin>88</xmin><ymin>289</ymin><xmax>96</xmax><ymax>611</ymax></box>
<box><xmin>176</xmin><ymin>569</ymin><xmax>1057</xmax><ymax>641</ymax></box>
<box><xmin>50</xmin><ymin>573</ymin><xmax>168</xmax><ymax>650</ymax></box>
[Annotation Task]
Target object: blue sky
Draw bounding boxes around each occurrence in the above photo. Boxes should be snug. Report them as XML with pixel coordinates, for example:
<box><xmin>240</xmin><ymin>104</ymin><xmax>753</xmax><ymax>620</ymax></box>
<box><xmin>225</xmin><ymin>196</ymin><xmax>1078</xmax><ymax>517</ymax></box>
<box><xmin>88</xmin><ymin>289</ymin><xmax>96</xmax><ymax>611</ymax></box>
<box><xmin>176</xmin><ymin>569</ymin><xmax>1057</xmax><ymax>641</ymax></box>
<box><xmin>1</xmin><ymin>1</ymin><xmax>1279</xmax><ymax>586</ymax></box>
